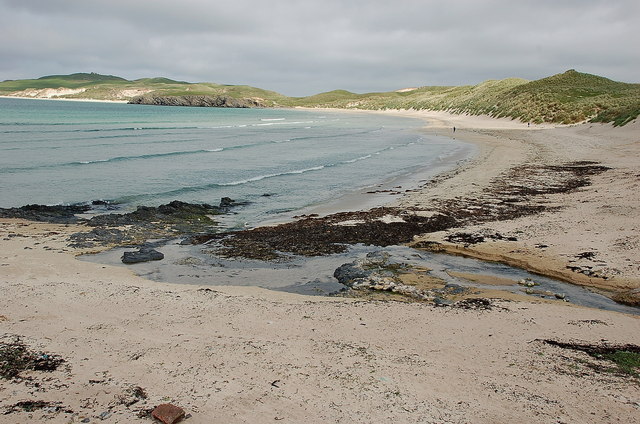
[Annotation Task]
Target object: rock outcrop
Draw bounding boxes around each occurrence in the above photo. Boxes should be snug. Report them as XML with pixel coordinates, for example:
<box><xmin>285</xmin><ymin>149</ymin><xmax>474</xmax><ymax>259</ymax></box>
<box><xmin>128</xmin><ymin>95</ymin><xmax>267</xmax><ymax>108</ymax></box>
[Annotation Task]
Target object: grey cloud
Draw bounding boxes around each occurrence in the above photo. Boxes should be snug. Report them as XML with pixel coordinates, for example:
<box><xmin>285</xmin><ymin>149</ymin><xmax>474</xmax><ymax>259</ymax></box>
<box><xmin>0</xmin><ymin>0</ymin><xmax>638</xmax><ymax>96</ymax></box>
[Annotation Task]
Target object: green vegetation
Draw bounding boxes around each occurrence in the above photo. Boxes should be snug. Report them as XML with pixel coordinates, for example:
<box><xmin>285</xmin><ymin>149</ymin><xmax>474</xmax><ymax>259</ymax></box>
<box><xmin>600</xmin><ymin>350</ymin><xmax>640</xmax><ymax>377</ymax></box>
<box><xmin>1</xmin><ymin>70</ymin><xmax>638</xmax><ymax>125</ymax></box>
<box><xmin>544</xmin><ymin>339</ymin><xmax>640</xmax><ymax>378</ymax></box>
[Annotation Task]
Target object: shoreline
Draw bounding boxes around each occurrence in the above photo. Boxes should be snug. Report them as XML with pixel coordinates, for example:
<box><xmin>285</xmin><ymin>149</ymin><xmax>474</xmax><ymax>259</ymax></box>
<box><xmin>283</xmin><ymin>108</ymin><xmax>640</xmax><ymax>303</ymax></box>
<box><xmin>389</xmin><ymin>111</ymin><xmax>640</xmax><ymax>301</ymax></box>
<box><xmin>1</xmin><ymin>109</ymin><xmax>639</xmax><ymax>423</ymax></box>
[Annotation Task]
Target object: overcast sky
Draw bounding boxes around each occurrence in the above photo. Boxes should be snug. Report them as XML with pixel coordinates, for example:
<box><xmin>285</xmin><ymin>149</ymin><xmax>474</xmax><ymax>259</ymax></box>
<box><xmin>1</xmin><ymin>0</ymin><xmax>638</xmax><ymax>96</ymax></box>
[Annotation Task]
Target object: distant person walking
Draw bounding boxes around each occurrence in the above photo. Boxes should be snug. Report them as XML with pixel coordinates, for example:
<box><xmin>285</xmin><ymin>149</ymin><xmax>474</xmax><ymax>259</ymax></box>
<box><xmin>453</xmin><ymin>126</ymin><xmax>456</xmax><ymax>133</ymax></box>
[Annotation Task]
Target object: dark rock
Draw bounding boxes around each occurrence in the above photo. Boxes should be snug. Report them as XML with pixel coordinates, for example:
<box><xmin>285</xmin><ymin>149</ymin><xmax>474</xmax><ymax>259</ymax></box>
<box><xmin>219</xmin><ymin>197</ymin><xmax>250</xmax><ymax>211</ymax></box>
<box><xmin>333</xmin><ymin>263</ymin><xmax>373</xmax><ymax>285</ymax></box>
<box><xmin>151</xmin><ymin>403</ymin><xmax>186</xmax><ymax>424</ymax></box>
<box><xmin>444</xmin><ymin>284</ymin><xmax>466</xmax><ymax>295</ymax></box>
<box><xmin>121</xmin><ymin>248</ymin><xmax>164</xmax><ymax>264</ymax></box>
<box><xmin>87</xmin><ymin>201</ymin><xmax>219</xmax><ymax>228</ymax></box>
<box><xmin>219</xmin><ymin>197</ymin><xmax>236</xmax><ymax>208</ymax></box>
<box><xmin>129</xmin><ymin>94</ymin><xmax>267</xmax><ymax>108</ymax></box>
<box><xmin>0</xmin><ymin>204</ymin><xmax>90</xmax><ymax>223</ymax></box>
<box><xmin>434</xmin><ymin>297</ymin><xmax>454</xmax><ymax>307</ymax></box>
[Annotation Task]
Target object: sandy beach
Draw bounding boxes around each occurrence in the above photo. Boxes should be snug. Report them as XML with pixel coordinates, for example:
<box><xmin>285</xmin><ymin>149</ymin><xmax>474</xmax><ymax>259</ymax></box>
<box><xmin>1</xmin><ymin>111</ymin><xmax>639</xmax><ymax>423</ymax></box>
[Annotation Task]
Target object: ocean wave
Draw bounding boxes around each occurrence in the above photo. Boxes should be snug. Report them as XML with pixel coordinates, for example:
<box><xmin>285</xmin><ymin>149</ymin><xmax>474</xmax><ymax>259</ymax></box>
<box><xmin>254</xmin><ymin>120</ymin><xmax>314</xmax><ymax>127</ymax></box>
<box><xmin>219</xmin><ymin>166</ymin><xmax>328</xmax><ymax>186</ymax></box>
<box><xmin>343</xmin><ymin>154</ymin><xmax>372</xmax><ymax>164</ymax></box>
<box><xmin>117</xmin><ymin>165</ymin><xmax>333</xmax><ymax>201</ymax></box>
<box><xmin>0</xmin><ymin>148</ymin><xmax>225</xmax><ymax>172</ymax></box>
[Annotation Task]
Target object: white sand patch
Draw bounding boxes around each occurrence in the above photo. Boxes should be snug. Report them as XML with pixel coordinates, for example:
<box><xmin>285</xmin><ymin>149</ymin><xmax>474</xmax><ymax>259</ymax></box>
<box><xmin>333</xmin><ymin>219</ymin><xmax>366</xmax><ymax>226</ymax></box>
<box><xmin>11</xmin><ymin>87</ymin><xmax>87</xmax><ymax>98</ymax></box>
<box><xmin>377</xmin><ymin>214</ymin><xmax>406</xmax><ymax>223</ymax></box>
<box><xmin>116</xmin><ymin>89</ymin><xmax>152</xmax><ymax>99</ymax></box>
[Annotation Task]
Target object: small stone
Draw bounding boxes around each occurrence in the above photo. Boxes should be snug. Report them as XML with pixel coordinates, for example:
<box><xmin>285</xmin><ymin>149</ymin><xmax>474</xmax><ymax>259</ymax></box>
<box><xmin>555</xmin><ymin>293</ymin><xmax>566</xmax><ymax>299</ymax></box>
<box><xmin>434</xmin><ymin>297</ymin><xmax>453</xmax><ymax>307</ymax></box>
<box><xmin>152</xmin><ymin>404</ymin><xmax>186</xmax><ymax>424</ymax></box>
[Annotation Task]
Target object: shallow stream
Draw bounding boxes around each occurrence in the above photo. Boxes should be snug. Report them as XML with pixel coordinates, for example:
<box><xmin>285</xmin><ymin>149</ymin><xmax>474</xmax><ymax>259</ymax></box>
<box><xmin>81</xmin><ymin>241</ymin><xmax>639</xmax><ymax>316</ymax></box>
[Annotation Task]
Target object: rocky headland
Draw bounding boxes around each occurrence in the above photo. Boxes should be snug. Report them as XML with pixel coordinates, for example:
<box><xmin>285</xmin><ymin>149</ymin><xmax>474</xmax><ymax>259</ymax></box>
<box><xmin>128</xmin><ymin>95</ymin><xmax>268</xmax><ymax>108</ymax></box>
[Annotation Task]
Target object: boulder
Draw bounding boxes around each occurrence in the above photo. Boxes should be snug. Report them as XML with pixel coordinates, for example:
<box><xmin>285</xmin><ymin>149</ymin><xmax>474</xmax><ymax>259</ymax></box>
<box><xmin>121</xmin><ymin>248</ymin><xmax>164</xmax><ymax>264</ymax></box>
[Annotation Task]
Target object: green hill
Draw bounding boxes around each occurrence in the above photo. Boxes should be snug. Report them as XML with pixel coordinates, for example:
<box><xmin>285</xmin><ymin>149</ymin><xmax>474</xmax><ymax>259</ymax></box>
<box><xmin>1</xmin><ymin>70</ymin><xmax>637</xmax><ymax>126</ymax></box>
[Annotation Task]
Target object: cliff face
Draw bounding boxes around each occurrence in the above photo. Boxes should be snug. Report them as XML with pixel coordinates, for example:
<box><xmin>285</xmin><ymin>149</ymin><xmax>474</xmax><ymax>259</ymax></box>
<box><xmin>128</xmin><ymin>95</ymin><xmax>268</xmax><ymax>108</ymax></box>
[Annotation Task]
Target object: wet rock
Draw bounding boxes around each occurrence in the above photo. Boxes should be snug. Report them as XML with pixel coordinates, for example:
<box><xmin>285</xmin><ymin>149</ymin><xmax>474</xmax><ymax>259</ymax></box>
<box><xmin>333</xmin><ymin>252</ymin><xmax>436</xmax><ymax>301</ymax></box>
<box><xmin>219</xmin><ymin>197</ymin><xmax>250</xmax><ymax>212</ymax></box>
<box><xmin>87</xmin><ymin>201</ymin><xmax>219</xmax><ymax>227</ymax></box>
<box><xmin>444</xmin><ymin>283</ymin><xmax>466</xmax><ymax>294</ymax></box>
<box><xmin>121</xmin><ymin>248</ymin><xmax>164</xmax><ymax>264</ymax></box>
<box><xmin>434</xmin><ymin>297</ymin><xmax>454</xmax><ymax>307</ymax></box>
<box><xmin>0</xmin><ymin>204</ymin><xmax>90</xmax><ymax>223</ymax></box>
<box><xmin>333</xmin><ymin>263</ymin><xmax>373</xmax><ymax>285</ymax></box>
<box><xmin>518</xmin><ymin>279</ymin><xmax>538</xmax><ymax>287</ymax></box>
<box><xmin>151</xmin><ymin>403</ymin><xmax>186</xmax><ymax>424</ymax></box>
<box><xmin>68</xmin><ymin>201</ymin><xmax>221</xmax><ymax>248</ymax></box>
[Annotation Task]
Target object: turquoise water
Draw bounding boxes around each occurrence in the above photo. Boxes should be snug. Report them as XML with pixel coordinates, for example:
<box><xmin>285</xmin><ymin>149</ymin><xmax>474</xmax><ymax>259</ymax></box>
<box><xmin>0</xmin><ymin>98</ymin><xmax>471</xmax><ymax>227</ymax></box>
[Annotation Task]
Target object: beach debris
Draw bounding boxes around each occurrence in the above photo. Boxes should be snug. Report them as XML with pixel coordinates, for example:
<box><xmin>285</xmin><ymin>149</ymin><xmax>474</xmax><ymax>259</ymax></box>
<box><xmin>98</xmin><ymin>410</ymin><xmax>112</xmax><ymax>420</ymax></box>
<box><xmin>444</xmin><ymin>231</ymin><xmax>519</xmax><ymax>246</ymax></box>
<box><xmin>568</xmin><ymin>319</ymin><xmax>608</xmax><ymax>326</ymax></box>
<box><xmin>576</xmin><ymin>251</ymin><xmax>597</xmax><ymax>260</ymax></box>
<box><xmin>3</xmin><ymin>400</ymin><xmax>72</xmax><ymax>415</ymax></box>
<box><xmin>194</xmin><ymin>207</ymin><xmax>457</xmax><ymax>260</ymax></box>
<box><xmin>151</xmin><ymin>403</ymin><xmax>186</xmax><ymax>424</ymax></box>
<box><xmin>454</xmin><ymin>298</ymin><xmax>495</xmax><ymax>310</ymax></box>
<box><xmin>0</xmin><ymin>335</ymin><xmax>64</xmax><ymax>380</ymax></box>
<box><xmin>117</xmin><ymin>385</ymin><xmax>148</xmax><ymax>407</ymax></box>
<box><xmin>541</xmin><ymin>339</ymin><xmax>640</xmax><ymax>377</ymax></box>
<box><xmin>121</xmin><ymin>247</ymin><xmax>164</xmax><ymax>264</ymax></box>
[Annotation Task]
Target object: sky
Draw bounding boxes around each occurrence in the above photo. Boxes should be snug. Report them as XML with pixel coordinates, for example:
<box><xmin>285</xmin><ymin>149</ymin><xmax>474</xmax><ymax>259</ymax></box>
<box><xmin>1</xmin><ymin>0</ymin><xmax>638</xmax><ymax>96</ymax></box>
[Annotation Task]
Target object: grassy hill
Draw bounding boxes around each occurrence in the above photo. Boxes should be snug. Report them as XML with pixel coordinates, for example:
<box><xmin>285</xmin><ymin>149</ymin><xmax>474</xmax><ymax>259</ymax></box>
<box><xmin>1</xmin><ymin>70</ymin><xmax>638</xmax><ymax>126</ymax></box>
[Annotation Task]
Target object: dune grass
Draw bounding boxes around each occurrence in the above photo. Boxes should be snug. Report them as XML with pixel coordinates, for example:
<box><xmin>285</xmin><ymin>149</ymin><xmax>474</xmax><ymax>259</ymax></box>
<box><xmin>1</xmin><ymin>70</ymin><xmax>638</xmax><ymax>125</ymax></box>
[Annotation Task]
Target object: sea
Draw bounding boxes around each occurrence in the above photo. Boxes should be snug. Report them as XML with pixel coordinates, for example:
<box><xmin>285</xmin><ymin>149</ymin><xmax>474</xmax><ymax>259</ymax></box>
<box><xmin>0</xmin><ymin>97</ymin><xmax>472</xmax><ymax>228</ymax></box>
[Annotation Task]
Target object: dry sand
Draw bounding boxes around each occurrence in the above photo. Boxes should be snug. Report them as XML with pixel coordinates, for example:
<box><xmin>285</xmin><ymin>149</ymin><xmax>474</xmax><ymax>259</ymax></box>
<box><xmin>1</xmin><ymin>111</ymin><xmax>639</xmax><ymax>423</ymax></box>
